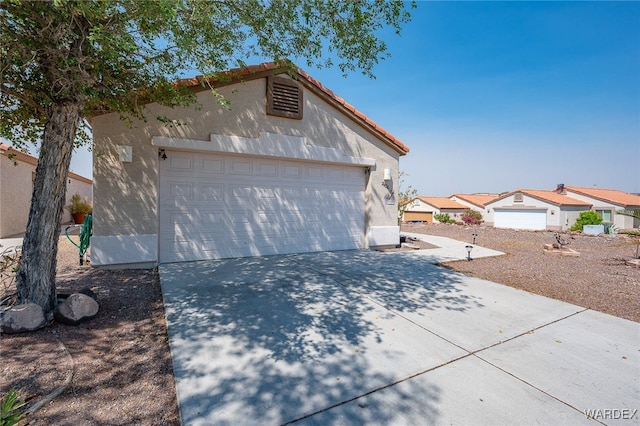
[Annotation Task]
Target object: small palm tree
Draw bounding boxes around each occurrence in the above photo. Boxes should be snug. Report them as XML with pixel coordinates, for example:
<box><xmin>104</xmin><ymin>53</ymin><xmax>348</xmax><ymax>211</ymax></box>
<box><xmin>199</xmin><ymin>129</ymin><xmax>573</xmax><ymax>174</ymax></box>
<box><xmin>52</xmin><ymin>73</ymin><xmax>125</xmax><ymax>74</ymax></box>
<box><xmin>616</xmin><ymin>209</ymin><xmax>640</xmax><ymax>258</ymax></box>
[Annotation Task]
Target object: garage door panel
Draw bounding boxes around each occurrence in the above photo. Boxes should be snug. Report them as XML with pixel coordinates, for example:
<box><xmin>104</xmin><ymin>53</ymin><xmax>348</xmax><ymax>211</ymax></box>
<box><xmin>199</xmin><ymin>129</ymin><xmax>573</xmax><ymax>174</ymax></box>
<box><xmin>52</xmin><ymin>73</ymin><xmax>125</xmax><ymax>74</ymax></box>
<box><xmin>495</xmin><ymin>210</ymin><xmax>546</xmax><ymax>230</ymax></box>
<box><xmin>199</xmin><ymin>158</ymin><xmax>224</xmax><ymax>174</ymax></box>
<box><xmin>306</xmin><ymin>165</ymin><xmax>323</xmax><ymax>179</ymax></box>
<box><xmin>326</xmin><ymin>166</ymin><xmax>344</xmax><ymax>181</ymax></box>
<box><xmin>254</xmin><ymin>159</ymin><xmax>278</xmax><ymax>177</ymax></box>
<box><xmin>160</xmin><ymin>151</ymin><xmax>365</xmax><ymax>263</ymax></box>
<box><xmin>198</xmin><ymin>184</ymin><xmax>224</xmax><ymax>201</ymax></box>
<box><xmin>282</xmin><ymin>164</ymin><xmax>303</xmax><ymax>178</ymax></box>
<box><xmin>228</xmin><ymin>158</ymin><xmax>252</xmax><ymax>175</ymax></box>
<box><xmin>167</xmin><ymin>155</ymin><xmax>193</xmax><ymax>171</ymax></box>
<box><xmin>164</xmin><ymin>182</ymin><xmax>194</xmax><ymax>202</ymax></box>
<box><xmin>165</xmin><ymin>210</ymin><xmax>225</xmax><ymax>225</ymax></box>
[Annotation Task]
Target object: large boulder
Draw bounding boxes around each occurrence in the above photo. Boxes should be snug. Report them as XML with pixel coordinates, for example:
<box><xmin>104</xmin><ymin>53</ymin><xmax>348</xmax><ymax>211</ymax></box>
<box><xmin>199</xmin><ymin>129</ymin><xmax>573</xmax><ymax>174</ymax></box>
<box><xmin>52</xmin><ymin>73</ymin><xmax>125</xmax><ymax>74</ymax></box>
<box><xmin>0</xmin><ymin>303</ymin><xmax>46</xmax><ymax>334</ymax></box>
<box><xmin>55</xmin><ymin>293</ymin><xmax>99</xmax><ymax>325</ymax></box>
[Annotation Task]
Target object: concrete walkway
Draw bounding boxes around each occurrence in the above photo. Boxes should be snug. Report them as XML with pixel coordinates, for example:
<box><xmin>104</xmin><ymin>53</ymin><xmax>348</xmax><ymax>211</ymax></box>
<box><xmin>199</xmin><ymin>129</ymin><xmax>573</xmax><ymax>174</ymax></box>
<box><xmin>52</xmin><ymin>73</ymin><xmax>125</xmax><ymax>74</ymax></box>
<box><xmin>159</xmin><ymin>242</ymin><xmax>639</xmax><ymax>425</ymax></box>
<box><xmin>399</xmin><ymin>232</ymin><xmax>504</xmax><ymax>263</ymax></box>
<box><xmin>0</xmin><ymin>225</ymin><xmax>81</xmax><ymax>255</ymax></box>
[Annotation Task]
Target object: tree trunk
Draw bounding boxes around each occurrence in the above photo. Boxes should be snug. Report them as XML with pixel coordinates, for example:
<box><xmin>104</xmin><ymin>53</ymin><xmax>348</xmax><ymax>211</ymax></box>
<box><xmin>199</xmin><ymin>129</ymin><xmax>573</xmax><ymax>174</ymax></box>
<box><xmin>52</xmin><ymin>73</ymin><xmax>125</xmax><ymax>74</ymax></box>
<box><xmin>16</xmin><ymin>102</ymin><xmax>83</xmax><ymax>317</ymax></box>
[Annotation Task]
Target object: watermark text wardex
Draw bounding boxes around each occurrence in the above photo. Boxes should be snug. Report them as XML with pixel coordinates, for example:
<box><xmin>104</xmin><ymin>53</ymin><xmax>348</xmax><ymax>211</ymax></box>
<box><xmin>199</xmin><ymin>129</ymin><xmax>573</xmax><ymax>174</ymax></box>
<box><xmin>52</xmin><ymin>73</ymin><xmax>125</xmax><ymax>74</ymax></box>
<box><xmin>584</xmin><ymin>408</ymin><xmax>638</xmax><ymax>420</ymax></box>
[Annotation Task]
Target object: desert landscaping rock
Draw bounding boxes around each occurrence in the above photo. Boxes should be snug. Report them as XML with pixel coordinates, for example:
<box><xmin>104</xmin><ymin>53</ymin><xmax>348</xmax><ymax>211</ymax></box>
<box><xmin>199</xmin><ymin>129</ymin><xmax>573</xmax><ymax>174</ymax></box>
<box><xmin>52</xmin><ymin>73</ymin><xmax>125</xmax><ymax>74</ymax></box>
<box><xmin>57</xmin><ymin>286</ymin><xmax>98</xmax><ymax>302</ymax></box>
<box><xmin>55</xmin><ymin>292</ymin><xmax>99</xmax><ymax>325</ymax></box>
<box><xmin>0</xmin><ymin>302</ymin><xmax>46</xmax><ymax>334</ymax></box>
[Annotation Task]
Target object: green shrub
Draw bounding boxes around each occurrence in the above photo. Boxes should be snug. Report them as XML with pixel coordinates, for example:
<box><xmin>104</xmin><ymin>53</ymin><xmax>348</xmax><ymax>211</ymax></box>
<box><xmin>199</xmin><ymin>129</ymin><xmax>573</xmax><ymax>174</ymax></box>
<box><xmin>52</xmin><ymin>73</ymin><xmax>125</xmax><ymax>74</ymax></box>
<box><xmin>434</xmin><ymin>213</ymin><xmax>452</xmax><ymax>223</ymax></box>
<box><xmin>570</xmin><ymin>211</ymin><xmax>603</xmax><ymax>231</ymax></box>
<box><xmin>65</xmin><ymin>193</ymin><xmax>92</xmax><ymax>214</ymax></box>
<box><xmin>461</xmin><ymin>209</ymin><xmax>483</xmax><ymax>226</ymax></box>
<box><xmin>0</xmin><ymin>388</ymin><xmax>26</xmax><ymax>426</ymax></box>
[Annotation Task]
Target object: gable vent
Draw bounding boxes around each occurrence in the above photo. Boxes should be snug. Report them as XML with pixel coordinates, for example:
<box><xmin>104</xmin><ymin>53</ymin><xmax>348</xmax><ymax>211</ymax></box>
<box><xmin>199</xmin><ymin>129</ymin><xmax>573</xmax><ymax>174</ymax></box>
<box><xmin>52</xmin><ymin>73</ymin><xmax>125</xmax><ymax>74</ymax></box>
<box><xmin>267</xmin><ymin>76</ymin><xmax>303</xmax><ymax>119</ymax></box>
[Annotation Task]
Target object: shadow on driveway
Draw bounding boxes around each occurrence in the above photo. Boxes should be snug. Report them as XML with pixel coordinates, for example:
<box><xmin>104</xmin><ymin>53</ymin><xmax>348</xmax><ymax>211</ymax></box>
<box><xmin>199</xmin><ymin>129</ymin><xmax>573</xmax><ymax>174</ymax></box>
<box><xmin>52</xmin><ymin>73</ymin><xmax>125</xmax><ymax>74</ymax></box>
<box><xmin>160</xmin><ymin>250</ymin><xmax>478</xmax><ymax>425</ymax></box>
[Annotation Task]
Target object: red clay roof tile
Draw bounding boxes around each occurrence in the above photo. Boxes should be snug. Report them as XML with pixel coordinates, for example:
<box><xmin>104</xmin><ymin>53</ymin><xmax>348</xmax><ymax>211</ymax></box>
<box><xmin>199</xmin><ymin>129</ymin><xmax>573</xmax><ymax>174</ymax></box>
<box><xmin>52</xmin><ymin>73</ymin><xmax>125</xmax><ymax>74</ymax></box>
<box><xmin>564</xmin><ymin>186</ymin><xmax>640</xmax><ymax>207</ymax></box>
<box><xmin>416</xmin><ymin>196</ymin><xmax>467</xmax><ymax>210</ymax></box>
<box><xmin>451</xmin><ymin>194</ymin><xmax>500</xmax><ymax>208</ymax></box>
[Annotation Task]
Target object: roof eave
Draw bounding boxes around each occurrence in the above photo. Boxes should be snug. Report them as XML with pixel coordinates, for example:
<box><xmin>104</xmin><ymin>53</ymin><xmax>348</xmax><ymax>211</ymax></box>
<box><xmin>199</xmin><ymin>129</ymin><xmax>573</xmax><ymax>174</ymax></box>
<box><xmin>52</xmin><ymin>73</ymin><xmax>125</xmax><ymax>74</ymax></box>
<box><xmin>164</xmin><ymin>63</ymin><xmax>410</xmax><ymax>156</ymax></box>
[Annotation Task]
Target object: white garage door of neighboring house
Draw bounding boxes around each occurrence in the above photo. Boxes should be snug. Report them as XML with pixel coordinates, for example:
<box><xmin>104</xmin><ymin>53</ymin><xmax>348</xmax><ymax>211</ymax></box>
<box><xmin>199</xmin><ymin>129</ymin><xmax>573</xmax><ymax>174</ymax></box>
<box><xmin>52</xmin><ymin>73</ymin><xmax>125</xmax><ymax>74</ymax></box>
<box><xmin>494</xmin><ymin>209</ymin><xmax>547</xmax><ymax>231</ymax></box>
<box><xmin>159</xmin><ymin>150</ymin><xmax>365</xmax><ymax>263</ymax></box>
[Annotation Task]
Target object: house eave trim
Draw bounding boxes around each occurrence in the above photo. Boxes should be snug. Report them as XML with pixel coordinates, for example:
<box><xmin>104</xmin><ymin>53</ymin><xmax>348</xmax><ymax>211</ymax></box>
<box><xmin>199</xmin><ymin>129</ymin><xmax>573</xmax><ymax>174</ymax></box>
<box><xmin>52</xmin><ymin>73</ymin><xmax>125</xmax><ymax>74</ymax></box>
<box><xmin>152</xmin><ymin>132</ymin><xmax>376</xmax><ymax>167</ymax></box>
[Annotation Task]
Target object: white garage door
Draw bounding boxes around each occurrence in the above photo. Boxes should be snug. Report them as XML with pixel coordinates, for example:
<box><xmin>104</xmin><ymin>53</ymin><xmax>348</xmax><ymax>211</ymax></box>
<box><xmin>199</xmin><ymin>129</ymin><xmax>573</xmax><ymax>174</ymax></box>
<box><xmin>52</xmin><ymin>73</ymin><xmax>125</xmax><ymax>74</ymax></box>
<box><xmin>159</xmin><ymin>151</ymin><xmax>365</xmax><ymax>263</ymax></box>
<box><xmin>494</xmin><ymin>209</ymin><xmax>547</xmax><ymax>230</ymax></box>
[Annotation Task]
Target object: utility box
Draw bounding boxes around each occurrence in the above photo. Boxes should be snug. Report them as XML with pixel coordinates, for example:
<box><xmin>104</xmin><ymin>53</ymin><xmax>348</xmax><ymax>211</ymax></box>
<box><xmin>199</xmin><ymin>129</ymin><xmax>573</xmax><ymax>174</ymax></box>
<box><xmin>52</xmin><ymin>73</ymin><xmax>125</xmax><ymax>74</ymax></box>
<box><xmin>583</xmin><ymin>224</ymin><xmax>605</xmax><ymax>235</ymax></box>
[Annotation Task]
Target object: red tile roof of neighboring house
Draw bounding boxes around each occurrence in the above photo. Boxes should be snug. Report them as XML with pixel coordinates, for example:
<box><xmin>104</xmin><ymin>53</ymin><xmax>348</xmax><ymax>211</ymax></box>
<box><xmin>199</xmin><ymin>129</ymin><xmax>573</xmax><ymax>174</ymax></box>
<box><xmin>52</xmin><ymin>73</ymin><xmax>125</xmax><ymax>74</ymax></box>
<box><xmin>489</xmin><ymin>189</ymin><xmax>590</xmax><ymax>207</ymax></box>
<box><xmin>175</xmin><ymin>62</ymin><xmax>409</xmax><ymax>155</ymax></box>
<box><xmin>416</xmin><ymin>196</ymin><xmax>467</xmax><ymax>210</ymax></box>
<box><xmin>450</xmin><ymin>194</ymin><xmax>500</xmax><ymax>208</ymax></box>
<box><xmin>562</xmin><ymin>186</ymin><xmax>640</xmax><ymax>208</ymax></box>
<box><xmin>0</xmin><ymin>143</ymin><xmax>92</xmax><ymax>183</ymax></box>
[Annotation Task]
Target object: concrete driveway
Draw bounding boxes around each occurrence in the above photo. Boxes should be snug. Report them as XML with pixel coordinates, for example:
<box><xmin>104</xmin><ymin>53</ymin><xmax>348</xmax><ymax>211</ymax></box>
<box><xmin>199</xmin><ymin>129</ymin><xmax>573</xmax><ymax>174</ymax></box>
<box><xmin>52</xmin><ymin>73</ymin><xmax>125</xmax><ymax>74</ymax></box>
<box><xmin>159</xmin><ymin>238</ymin><xmax>639</xmax><ymax>425</ymax></box>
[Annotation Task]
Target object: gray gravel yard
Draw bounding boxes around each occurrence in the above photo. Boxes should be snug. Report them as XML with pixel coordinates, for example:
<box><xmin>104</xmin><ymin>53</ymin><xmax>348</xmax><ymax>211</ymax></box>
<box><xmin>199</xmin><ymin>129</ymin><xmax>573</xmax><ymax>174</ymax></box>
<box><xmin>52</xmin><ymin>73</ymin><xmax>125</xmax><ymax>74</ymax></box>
<box><xmin>402</xmin><ymin>223</ymin><xmax>640</xmax><ymax>323</ymax></box>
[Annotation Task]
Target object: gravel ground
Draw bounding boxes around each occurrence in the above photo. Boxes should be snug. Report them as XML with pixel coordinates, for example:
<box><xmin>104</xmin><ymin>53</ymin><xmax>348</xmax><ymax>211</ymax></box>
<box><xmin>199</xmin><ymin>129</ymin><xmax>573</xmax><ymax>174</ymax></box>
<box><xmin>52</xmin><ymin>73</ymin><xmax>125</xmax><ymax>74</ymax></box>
<box><xmin>1</xmin><ymin>237</ymin><xmax>180</xmax><ymax>425</ymax></box>
<box><xmin>402</xmin><ymin>222</ymin><xmax>640</xmax><ymax>323</ymax></box>
<box><xmin>2</xmin><ymin>224</ymin><xmax>638</xmax><ymax>424</ymax></box>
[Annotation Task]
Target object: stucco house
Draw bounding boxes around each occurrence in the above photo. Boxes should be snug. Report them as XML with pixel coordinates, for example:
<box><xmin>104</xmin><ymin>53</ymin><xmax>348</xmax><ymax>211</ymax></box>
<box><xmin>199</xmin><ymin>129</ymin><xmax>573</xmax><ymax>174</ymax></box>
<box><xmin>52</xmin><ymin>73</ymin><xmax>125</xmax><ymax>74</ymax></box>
<box><xmin>449</xmin><ymin>193</ymin><xmax>500</xmax><ymax>216</ymax></box>
<box><xmin>555</xmin><ymin>185</ymin><xmax>640</xmax><ymax>229</ymax></box>
<box><xmin>402</xmin><ymin>197</ymin><xmax>467</xmax><ymax>223</ymax></box>
<box><xmin>484</xmin><ymin>189</ymin><xmax>591</xmax><ymax>231</ymax></box>
<box><xmin>0</xmin><ymin>143</ymin><xmax>92</xmax><ymax>238</ymax></box>
<box><xmin>89</xmin><ymin>63</ymin><xmax>409</xmax><ymax>267</ymax></box>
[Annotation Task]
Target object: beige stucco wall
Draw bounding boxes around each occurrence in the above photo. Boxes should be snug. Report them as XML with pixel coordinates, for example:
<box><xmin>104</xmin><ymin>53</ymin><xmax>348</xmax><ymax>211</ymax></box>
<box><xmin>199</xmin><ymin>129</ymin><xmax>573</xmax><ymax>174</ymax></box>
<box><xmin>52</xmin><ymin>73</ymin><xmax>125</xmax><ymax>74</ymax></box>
<box><xmin>91</xmin><ymin>76</ymin><xmax>401</xmax><ymax>242</ymax></box>
<box><xmin>0</xmin><ymin>149</ymin><xmax>92</xmax><ymax>237</ymax></box>
<box><xmin>563</xmin><ymin>191</ymin><xmax>639</xmax><ymax>229</ymax></box>
<box><xmin>485</xmin><ymin>193</ymin><xmax>588</xmax><ymax>231</ymax></box>
<box><xmin>449</xmin><ymin>197</ymin><xmax>485</xmax><ymax>215</ymax></box>
<box><xmin>0</xmin><ymin>156</ymin><xmax>34</xmax><ymax>237</ymax></box>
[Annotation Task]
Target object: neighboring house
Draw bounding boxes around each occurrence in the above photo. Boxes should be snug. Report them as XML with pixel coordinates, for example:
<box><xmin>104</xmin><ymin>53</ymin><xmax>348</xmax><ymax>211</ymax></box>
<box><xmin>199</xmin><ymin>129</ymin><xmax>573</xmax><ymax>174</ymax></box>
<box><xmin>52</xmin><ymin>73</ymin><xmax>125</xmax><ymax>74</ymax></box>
<box><xmin>484</xmin><ymin>189</ymin><xmax>591</xmax><ymax>231</ymax></box>
<box><xmin>0</xmin><ymin>143</ymin><xmax>92</xmax><ymax>238</ymax></box>
<box><xmin>449</xmin><ymin>193</ymin><xmax>500</xmax><ymax>216</ymax></box>
<box><xmin>557</xmin><ymin>185</ymin><xmax>640</xmax><ymax>229</ymax></box>
<box><xmin>402</xmin><ymin>196</ymin><xmax>467</xmax><ymax>223</ymax></box>
<box><xmin>89</xmin><ymin>63</ymin><xmax>410</xmax><ymax>267</ymax></box>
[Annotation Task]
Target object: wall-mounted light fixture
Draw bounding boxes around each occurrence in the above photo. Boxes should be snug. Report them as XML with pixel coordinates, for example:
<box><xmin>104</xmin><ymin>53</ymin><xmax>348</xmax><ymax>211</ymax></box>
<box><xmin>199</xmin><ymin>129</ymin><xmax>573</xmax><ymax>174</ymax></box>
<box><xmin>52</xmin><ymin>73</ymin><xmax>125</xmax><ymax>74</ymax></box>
<box><xmin>118</xmin><ymin>145</ymin><xmax>132</xmax><ymax>162</ymax></box>
<box><xmin>158</xmin><ymin>149</ymin><xmax>167</xmax><ymax>160</ymax></box>
<box><xmin>382</xmin><ymin>168</ymin><xmax>392</xmax><ymax>190</ymax></box>
<box><xmin>381</xmin><ymin>168</ymin><xmax>395</xmax><ymax>205</ymax></box>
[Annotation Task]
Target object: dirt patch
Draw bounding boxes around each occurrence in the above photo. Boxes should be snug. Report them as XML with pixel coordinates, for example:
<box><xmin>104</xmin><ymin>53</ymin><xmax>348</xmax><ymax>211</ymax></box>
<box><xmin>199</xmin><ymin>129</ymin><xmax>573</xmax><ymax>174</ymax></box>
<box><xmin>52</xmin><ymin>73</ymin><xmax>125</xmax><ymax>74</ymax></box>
<box><xmin>1</xmin><ymin>237</ymin><xmax>180</xmax><ymax>425</ymax></box>
<box><xmin>402</xmin><ymin>223</ymin><xmax>640</xmax><ymax>323</ymax></box>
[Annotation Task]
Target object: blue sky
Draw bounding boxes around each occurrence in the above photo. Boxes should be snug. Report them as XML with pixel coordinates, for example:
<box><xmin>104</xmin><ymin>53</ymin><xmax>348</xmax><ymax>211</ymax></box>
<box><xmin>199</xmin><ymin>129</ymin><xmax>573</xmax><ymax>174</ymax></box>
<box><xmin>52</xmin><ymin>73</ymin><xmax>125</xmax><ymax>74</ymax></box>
<box><xmin>62</xmin><ymin>1</ymin><xmax>640</xmax><ymax>196</ymax></box>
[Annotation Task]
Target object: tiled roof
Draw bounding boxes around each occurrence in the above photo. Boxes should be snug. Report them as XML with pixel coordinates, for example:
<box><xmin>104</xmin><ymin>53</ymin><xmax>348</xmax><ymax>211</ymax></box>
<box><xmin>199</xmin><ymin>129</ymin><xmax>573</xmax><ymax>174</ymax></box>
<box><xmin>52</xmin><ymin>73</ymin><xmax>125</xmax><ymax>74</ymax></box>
<box><xmin>176</xmin><ymin>62</ymin><xmax>409</xmax><ymax>155</ymax></box>
<box><xmin>0</xmin><ymin>143</ymin><xmax>38</xmax><ymax>167</ymax></box>
<box><xmin>417</xmin><ymin>196</ymin><xmax>467</xmax><ymax>209</ymax></box>
<box><xmin>489</xmin><ymin>189</ymin><xmax>590</xmax><ymax>207</ymax></box>
<box><xmin>0</xmin><ymin>143</ymin><xmax>92</xmax><ymax>183</ymax></box>
<box><xmin>523</xmin><ymin>190</ymin><xmax>591</xmax><ymax>206</ymax></box>
<box><xmin>451</xmin><ymin>193</ymin><xmax>500</xmax><ymax>208</ymax></box>
<box><xmin>563</xmin><ymin>186</ymin><xmax>640</xmax><ymax>208</ymax></box>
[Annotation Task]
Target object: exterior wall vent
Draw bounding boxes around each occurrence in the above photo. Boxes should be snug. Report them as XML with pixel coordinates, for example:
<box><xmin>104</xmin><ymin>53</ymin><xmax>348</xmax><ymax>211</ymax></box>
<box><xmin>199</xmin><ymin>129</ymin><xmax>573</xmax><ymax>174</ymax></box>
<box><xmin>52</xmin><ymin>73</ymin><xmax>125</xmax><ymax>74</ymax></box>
<box><xmin>514</xmin><ymin>193</ymin><xmax>524</xmax><ymax>203</ymax></box>
<box><xmin>267</xmin><ymin>76</ymin><xmax>303</xmax><ymax>119</ymax></box>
